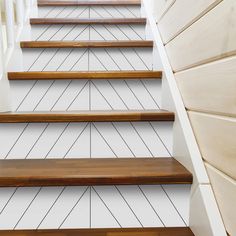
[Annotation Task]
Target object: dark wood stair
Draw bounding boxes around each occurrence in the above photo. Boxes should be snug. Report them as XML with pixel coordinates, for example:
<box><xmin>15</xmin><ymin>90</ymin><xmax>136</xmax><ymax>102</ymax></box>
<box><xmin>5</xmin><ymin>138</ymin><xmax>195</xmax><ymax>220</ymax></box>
<box><xmin>20</xmin><ymin>40</ymin><xmax>153</xmax><ymax>48</ymax></box>
<box><xmin>8</xmin><ymin>71</ymin><xmax>162</xmax><ymax>80</ymax></box>
<box><xmin>37</xmin><ymin>0</ymin><xmax>141</xmax><ymax>6</ymax></box>
<box><xmin>30</xmin><ymin>18</ymin><xmax>146</xmax><ymax>25</ymax></box>
<box><xmin>0</xmin><ymin>110</ymin><xmax>174</xmax><ymax>123</ymax></box>
<box><xmin>0</xmin><ymin>158</ymin><xmax>192</xmax><ymax>187</ymax></box>
<box><xmin>0</xmin><ymin>227</ymin><xmax>194</xmax><ymax>236</ymax></box>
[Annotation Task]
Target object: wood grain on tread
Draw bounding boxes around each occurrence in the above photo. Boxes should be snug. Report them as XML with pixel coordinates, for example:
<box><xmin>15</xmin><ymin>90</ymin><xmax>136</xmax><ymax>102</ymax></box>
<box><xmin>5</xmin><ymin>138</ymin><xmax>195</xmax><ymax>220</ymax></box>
<box><xmin>0</xmin><ymin>158</ymin><xmax>193</xmax><ymax>187</ymax></box>
<box><xmin>37</xmin><ymin>0</ymin><xmax>141</xmax><ymax>6</ymax></box>
<box><xmin>0</xmin><ymin>110</ymin><xmax>174</xmax><ymax>123</ymax></box>
<box><xmin>0</xmin><ymin>227</ymin><xmax>194</xmax><ymax>236</ymax></box>
<box><xmin>0</xmin><ymin>228</ymin><xmax>194</xmax><ymax>236</ymax></box>
<box><xmin>8</xmin><ymin>71</ymin><xmax>162</xmax><ymax>80</ymax></box>
<box><xmin>30</xmin><ymin>18</ymin><xmax>146</xmax><ymax>25</ymax></box>
<box><xmin>20</xmin><ymin>40</ymin><xmax>153</xmax><ymax>48</ymax></box>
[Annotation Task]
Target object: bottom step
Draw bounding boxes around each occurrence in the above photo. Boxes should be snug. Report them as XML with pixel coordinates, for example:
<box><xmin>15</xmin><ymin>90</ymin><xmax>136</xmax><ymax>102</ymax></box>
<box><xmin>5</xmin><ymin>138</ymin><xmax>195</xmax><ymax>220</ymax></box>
<box><xmin>0</xmin><ymin>228</ymin><xmax>194</xmax><ymax>236</ymax></box>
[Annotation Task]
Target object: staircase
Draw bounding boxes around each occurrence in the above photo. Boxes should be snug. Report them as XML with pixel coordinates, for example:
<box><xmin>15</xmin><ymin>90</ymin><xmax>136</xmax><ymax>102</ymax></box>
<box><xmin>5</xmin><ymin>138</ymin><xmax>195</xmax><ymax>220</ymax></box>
<box><xmin>0</xmin><ymin>0</ymin><xmax>194</xmax><ymax>235</ymax></box>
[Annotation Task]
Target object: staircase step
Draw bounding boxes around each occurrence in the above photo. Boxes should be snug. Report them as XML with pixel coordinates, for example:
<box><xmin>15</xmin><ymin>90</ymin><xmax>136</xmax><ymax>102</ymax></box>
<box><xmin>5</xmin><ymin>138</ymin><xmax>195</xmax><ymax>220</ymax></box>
<box><xmin>0</xmin><ymin>228</ymin><xmax>194</xmax><ymax>235</ymax></box>
<box><xmin>8</xmin><ymin>71</ymin><xmax>162</xmax><ymax>80</ymax></box>
<box><xmin>20</xmin><ymin>40</ymin><xmax>153</xmax><ymax>48</ymax></box>
<box><xmin>0</xmin><ymin>110</ymin><xmax>174</xmax><ymax>123</ymax></box>
<box><xmin>38</xmin><ymin>0</ymin><xmax>141</xmax><ymax>6</ymax></box>
<box><xmin>0</xmin><ymin>158</ymin><xmax>193</xmax><ymax>187</ymax></box>
<box><xmin>30</xmin><ymin>18</ymin><xmax>146</xmax><ymax>25</ymax></box>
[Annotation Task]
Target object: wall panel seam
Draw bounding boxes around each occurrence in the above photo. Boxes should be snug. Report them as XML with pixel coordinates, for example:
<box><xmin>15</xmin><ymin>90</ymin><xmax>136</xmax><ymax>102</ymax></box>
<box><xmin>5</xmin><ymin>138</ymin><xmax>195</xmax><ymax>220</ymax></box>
<box><xmin>162</xmin><ymin>0</ymin><xmax>223</xmax><ymax>45</ymax></box>
<box><xmin>185</xmin><ymin>109</ymin><xmax>236</xmax><ymax>119</ymax></box>
<box><xmin>173</xmin><ymin>50</ymin><xmax>236</xmax><ymax>73</ymax></box>
<box><xmin>156</xmin><ymin>0</ymin><xmax>176</xmax><ymax>24</ymax></box>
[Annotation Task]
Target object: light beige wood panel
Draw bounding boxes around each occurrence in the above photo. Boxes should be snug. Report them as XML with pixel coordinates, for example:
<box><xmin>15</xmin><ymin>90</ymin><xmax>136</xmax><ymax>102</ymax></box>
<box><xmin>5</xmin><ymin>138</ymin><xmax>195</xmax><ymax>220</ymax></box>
<box><xmin>176</xmin><ymin>56</ymin><xmax>236</xmax><ymax>117</ymax></box>
<box><xmin>206</xmin><ymin>163</ymin><xmax>236</xmax><ymax>236</ymax></box>
<box><xmin>165</xmin><ymin>0</ymin><xmax>236</xmax><ymax>72</ymax></box>
<box><xmin>189</xmin><ymin>111</ymin><xmax>236</xmax><ymax>180</ymax></box>
<box><xmin>151</xmin><ymin>0</ymin><xmax>175</xmax><ymax>22</ymax></box>
<box><xmin>158</xmin><ymin>0</ymin><xmax>222</xmax><ymax>44</ymax></box>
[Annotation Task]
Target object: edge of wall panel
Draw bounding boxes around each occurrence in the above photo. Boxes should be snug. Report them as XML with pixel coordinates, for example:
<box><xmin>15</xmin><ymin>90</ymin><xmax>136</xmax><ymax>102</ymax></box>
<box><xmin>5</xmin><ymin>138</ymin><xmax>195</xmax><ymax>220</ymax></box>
<box><xmin>205</xmin><ymin>163</ymin><xmax>236</xmax><ymax>236</ymax></box>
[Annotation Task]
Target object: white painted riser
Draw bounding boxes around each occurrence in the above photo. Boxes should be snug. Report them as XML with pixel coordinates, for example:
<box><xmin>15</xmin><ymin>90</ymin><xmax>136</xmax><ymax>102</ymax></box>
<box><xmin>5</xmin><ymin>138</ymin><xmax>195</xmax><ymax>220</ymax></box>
<box><xmin>0</xmin><ymin>3</ymin><xmax>192</xmax><ymax>231</ymax></box>
<box><xmin>10</xmin><ymin>79</ymin><xmax>161</xmax><ymax>111</ymax></box>
<box><xmin>0</xmin><ymin>121</ymin><xmax>173</xmax><ymax>159</ymax></box>
<box><xmin>22</xmin><ymin>48</ymin><xmax>153</xmax><ymax>71</ymax></box>
<box><xmin>38</xmin><ymin>6</ymin><xmax>141</xmax><ymax>19</ymax></box>
<box><xmin>31</xmin><ymin>25</ymin><xmax>146</xmax><ymax>41</ymax></box>
<box><xmin>0</xmin><ymin>185</ymin><xmax>190</xmax><ymax>229</ymax></box>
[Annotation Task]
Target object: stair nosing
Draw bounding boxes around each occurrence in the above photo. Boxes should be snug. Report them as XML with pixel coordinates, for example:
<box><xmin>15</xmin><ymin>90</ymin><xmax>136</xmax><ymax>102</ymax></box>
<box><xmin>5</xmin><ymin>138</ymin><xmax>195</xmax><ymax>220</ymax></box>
<box><xmin>20</xmin><ymin>40</ymin><xmax>153</xmax><ymax>48</ymax></box>
<box><xmin>37</xmin><ymin>0</ymin><xmax>141</xmax><ymax>6</ymax></box>
<box><xmin>0</xmin><ymin>227</ymin><xmax>194</xmax><ymax>236</ymax></box>
<box><xmin>0</xmin><ymin>110</ymin><xmax>175</xmax><ymax>123</ymax></box>
<box><xmin>0</xmin><ymin>158</ymin><xmax>193</xmax><ymax>187</ymax></box>
<box><xmin>8</xmin><ymin>71</ymin><xmax>162</xmax><ymax>80</ymax></box>
<box><xmin>30</xmin><ymin>18</ymin><xmax>146</xmax><ymax>25</ymax></box>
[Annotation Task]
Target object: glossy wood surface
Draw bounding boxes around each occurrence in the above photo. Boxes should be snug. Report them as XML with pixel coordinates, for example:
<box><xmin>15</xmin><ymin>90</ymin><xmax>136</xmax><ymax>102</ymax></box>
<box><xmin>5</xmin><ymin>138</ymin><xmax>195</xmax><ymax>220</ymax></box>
<box><xmin>0</xmin><ymin>110</ymin><xmax>175</xmax><ymax>123</ymax></box>
<box><xmin>30</xmin><ymin>18</ymin><xmax>146</xmax><ymax>25</ymax></box>
<box><xmin>20</xmin><ymin>41</ymin><xmax>153</xmax><ymax>48</ymax></box>
<box><xmin>38</xmin><ymin>0</ymin><xmax>141</xmax><ymax>6</ymax></box>
<box><xmin>8</xmin><ymin>71</ymin><xmax>162</xmax><ymax>80</ymax></box>
<box><xmin>0</xmin><ymin>227</ymin><xmax>194</xmax><ymax>235</ymax></box>
<box><xmin>0</xmin><ymin>158</ymin><xmax>193</xmax><ymax>187</ymax></box>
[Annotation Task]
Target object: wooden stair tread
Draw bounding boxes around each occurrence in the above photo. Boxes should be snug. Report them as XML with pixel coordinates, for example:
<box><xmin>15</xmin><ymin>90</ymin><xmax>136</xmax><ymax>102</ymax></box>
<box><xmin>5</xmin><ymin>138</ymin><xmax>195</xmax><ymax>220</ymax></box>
<box><xmin>0</xmin><ymin>158</ymin><xmax>193</xmax><ymax>187</ymax></box>
<box><xmin>30</xmin><ymin>18</ymin><xmax>146</xmax><ymax>25</ymax></box>
<box><xmin>37</xmin><ymin>0</ymin><xmax>141</xmax><ymax>6</ymax></box>
<box><xmin>0</xmin><ymin>227</ymin><xmax>194</xmax><ymax>235</ymax></box>
<box><xmin>20</xmin><ymin>40</ymin><xmax>153</xmax><ymax>48</ymax></box>
<box><xmin>0</xmin><ymin>110</ymin><xmax>174</xmax><ymax>123</ymax></box>
<box><xmin>8</xmin><ymin>71</ymin><xmax>162</xmax><ymax>80</ymax></box>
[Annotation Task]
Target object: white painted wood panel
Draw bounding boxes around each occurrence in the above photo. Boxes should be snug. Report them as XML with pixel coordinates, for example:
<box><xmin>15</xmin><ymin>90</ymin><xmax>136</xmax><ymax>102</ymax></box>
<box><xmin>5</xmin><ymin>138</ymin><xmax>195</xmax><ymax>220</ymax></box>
<box><xmin>38</xmin><ymin>6</ymin><xmax>141</xmax><ymax>19</ymax></box>
<box><xmin>10</xmin><ymin>79</ymin><xmax>160</xmax><ymax>112</ymax></box>
<box><xmin>206</xmin><ymin>164</ymin><xmax>236</xmax><ymax>236</ymax></box>
<box><xmin>165</xmin><ymin>0</ymin><xmax>236</xmax><ymax>72</ymax></box>
<box><xmin>140</xmin><ymin>185</ymin><xmax>187</xmax><ymax>226</ymax></box>
<box><xmin>0</xmin><ymin>121</ymin><xmax>173</xmax><ymax>159</ymax></box>
<box><xmin>189</xmin><ymin>185</ymin><xmax>227</xmax><ymax>236</ymax></box>
<box><xmin>0</xmin><ymin>185</ymin><xmax>190</xmax><ymax>229</ymax></box>
<box><xmin>22</xmin><ymin>48</ymin><xmax>153</xmax><ymax>72</ymax></box>
<box><xmin>31</xmin><ymin>24</ymin><xmax>145</xmax><ymax>41</ymax></box>
<box><xmin>189</xmin><ymin>111</ymin><xmax>236</xmax><ymax>180</ymax></box>
<box><xmin>158</xmin><ymin>0</ymin><xmax>222</xmax><ymax>44</ymax></box>
<box><xmin>146</xmin><ymin>0</ymin><xmax>175</xmax><ymax>22</ymax></box>
<box><xmin>176</xmin><ymin>56</ymin><xmax>236</xmax><ymax>117</ymax></box>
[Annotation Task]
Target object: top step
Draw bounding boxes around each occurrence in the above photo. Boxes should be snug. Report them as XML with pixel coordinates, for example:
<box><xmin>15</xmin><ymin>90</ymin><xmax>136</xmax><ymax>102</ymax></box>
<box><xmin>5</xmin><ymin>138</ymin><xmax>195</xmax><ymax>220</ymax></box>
<box><xmin>37</xmin><ymin>0</ymin><xmax>141</xmax><ymax>6</ymax></box>
<box><xmin>30</xmin><ymin>18</ymin><xmax>146</xmax><ymax>25</ymax></box>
